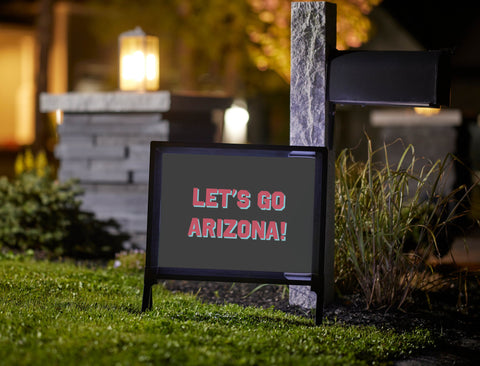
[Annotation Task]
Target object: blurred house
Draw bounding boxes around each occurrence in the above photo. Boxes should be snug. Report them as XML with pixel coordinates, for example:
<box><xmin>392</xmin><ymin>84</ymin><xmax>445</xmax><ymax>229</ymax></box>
<box><xmin>0</xmin><ymin>0</ymin><xmax>37</xmax><ymax>175</ymax></box>
<box><xmin>0</xmin><ymin>0</ymin><xmax>113</xmax><ymax>176</ymax></box>
<box><xmin>0</xmin><ymin>0</ymin><xmax>479</xmax><ymax>178</ymax></box>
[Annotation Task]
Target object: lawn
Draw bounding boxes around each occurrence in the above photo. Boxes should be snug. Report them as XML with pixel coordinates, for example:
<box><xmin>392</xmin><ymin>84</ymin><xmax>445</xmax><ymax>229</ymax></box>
<box><xmin>0</xmin><ymin>255</ymin><xmax>434</xmax><ymax>365</ymax></box>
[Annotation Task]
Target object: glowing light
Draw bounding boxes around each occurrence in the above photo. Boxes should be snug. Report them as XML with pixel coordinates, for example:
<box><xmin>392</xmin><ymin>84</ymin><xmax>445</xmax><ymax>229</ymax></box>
<box><xmin>223</xmin><ymin>102</ymin><xmax>250</xmax><ymax>144</ymax></box>
<box><xmin>121</xmin><ymin>51</ymin><xmax>146</xmax><ymax>82</ymax></box>
<box><xmin>55</xmin><ymin>109</ymin><xmax>64</xmax><ymax>125</ymax></box>
<box><xmin>146</xmin><ymin>54</ymin><xmax>157</xmax><ymax>81</ymax></box>
<box><xmin>414</xmin><ymin>107</ymin><xmax>441</xmax><ymax>116</ymax></box>
<box><xmin>118</xmin><ymin>27</ymin><xmax>159</xmax><ymax>91</ymax></box>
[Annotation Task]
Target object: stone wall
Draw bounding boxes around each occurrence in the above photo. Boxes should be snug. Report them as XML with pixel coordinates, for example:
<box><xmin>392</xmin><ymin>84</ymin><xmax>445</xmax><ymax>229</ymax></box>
<box><xmin>56</xmin><ymin>112</ymin><xmax>168</xmax><ymax>248</ymax></box>
<box><xmin>41</xmin><ymin>92</ymin><xmax>231</xmax><ymax>250</ymax></box>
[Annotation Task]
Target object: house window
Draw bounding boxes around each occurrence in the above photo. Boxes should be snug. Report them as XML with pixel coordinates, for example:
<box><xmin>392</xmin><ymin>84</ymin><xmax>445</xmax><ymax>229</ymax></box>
<box><xmin>0</xmin><ymin>25</ymin><xmax>35</xmax><ymax>148</ymax></box>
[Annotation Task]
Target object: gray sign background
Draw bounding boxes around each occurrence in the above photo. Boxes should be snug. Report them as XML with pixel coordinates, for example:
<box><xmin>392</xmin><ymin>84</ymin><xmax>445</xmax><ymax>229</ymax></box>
<box><xmin>158</xmin><ymin>153</ymin><xmax>317</xmax><ymax>273</ymax></box>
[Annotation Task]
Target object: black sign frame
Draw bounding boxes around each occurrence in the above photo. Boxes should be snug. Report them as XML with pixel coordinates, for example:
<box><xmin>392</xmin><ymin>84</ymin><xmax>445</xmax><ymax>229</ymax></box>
<box><xmin>141</xmin><ymin>142</ymin><xmax>328</xmax><ymax>324</ymax></box>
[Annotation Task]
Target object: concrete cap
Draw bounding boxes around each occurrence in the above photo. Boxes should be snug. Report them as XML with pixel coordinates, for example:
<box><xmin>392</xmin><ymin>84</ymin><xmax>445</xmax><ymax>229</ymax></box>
<box><xmin>40</xmin><ymin>91</ymin><xmax>171</xmax><ymax>113</ymax></box>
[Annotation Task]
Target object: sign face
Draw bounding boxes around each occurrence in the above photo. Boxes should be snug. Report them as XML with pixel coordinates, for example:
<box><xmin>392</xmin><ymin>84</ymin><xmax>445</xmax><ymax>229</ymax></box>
<box><xmin>145</xmin><ymin>142</ymin><xmax>327</xmax><ymax>284</ymax></box>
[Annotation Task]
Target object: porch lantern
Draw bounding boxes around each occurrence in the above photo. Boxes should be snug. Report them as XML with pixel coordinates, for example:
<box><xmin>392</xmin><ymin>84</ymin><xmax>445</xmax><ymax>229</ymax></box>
<box><xmin>223</xmin><ymin>100</ymin><xmax>250</xmax><ymax>144</ymax></box>
<box><xmin>414</xmin><ymin>107</ymin><xmax>441</xmax><ymax>116</ymax></box>
<box><xmin>119</xmin><ymin>27</ymin><xmax>159</xmax><ymax>91</ymax></box>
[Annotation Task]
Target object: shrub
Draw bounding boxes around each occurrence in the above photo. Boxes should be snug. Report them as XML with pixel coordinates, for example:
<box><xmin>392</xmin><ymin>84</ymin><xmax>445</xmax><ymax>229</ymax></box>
<box><xmin>0</xmin><ymin>172</ymin><xmax>129</xmax><ymax>259</ymax></box>
<box><xmin>334</xmin><ymin>138</ymin><xmax>469</xmax><ymax>310</ymax></box>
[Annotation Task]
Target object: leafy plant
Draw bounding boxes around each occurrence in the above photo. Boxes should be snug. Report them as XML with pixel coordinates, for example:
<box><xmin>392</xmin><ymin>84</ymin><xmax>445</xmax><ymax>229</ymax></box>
<box><xmin>0</xmin><ymin>172</ymin><xmax>129</xmax><ymax>259</ymax></box>
<box><xmin>334</xmin><ymin>138</ymin><xmax>470</xmax><ymax>310</ymax></box>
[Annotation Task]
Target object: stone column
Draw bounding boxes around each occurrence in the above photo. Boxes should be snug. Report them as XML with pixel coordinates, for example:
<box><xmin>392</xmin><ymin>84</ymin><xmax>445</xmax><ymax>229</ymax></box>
<box><xmin>40</xmin><ymin>91</ymin><xmax>231</xmax><ymax>249</ymax></box>
<box><xmin>289</xmin><ymin>1</ymin><xmax>336</xmax><ymax>308</ymax></box>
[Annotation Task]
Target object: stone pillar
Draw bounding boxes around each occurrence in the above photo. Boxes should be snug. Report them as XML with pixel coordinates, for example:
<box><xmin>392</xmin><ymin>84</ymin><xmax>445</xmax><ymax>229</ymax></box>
<box><xmin>289</xmin><ymin>1</ymin><xmax>336</xmax><ymax>308</ymax></box>
<box><xmin>40</xmin><ymin>91</ymin><xmax>231</xmax><ymax>249</ymax></box>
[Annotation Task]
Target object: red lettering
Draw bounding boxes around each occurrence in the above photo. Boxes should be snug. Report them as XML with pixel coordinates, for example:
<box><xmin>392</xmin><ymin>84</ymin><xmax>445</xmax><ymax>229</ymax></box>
<box><xmin>202</xmin><ymin>218</ymin><xmax>216</xmax><ymax>238</ymax></box>
<box><xmin>205</xmin><ymin>188</ymin><xmax>219</xmax><ymax>208</ymax></box>
<box><xmin>258</xmin><ymin>191</ymin><xmax>271</xmax><ymax>210</ymax></box>
<box><xmin>251</xmin><ymin>220</ymin><xmax>266</xmax><ymax>240</ymax></box>
<box><xmin>265</xmin><ymin>221</ymin><xmax>280</xmax><ymax>241</ymax></box>
<box><xmin>271</xmin><ymin>192</ymin><xmax>286</xmax><ymax>211</ymax></box>
<box><xmin>218</xmin><ymin>189</ymin><xmax>232</xmax><ymax>208</ymax></box>
<box><xmin>237</xmin><ymin>220</ymin><xmax>251</xmax><ymax>239</ymax></box>
<box><xmin>223</xmin><ymin>219</ymin><xmax>238</xmax><ymax>239</ymax></box>
<box><xmin>237</xmin><ymin>190</ymin><xmax>251</xmax><ymax>209</ymax></box>
<box><xmin>188</xmin><ymin>218</ymin><xmax>202</xmax><ymax>237</ymax></box>
<box><xmin>192</xmin><ymin>188</ymin><xmax>205</xmax><ymax>207</ymax></box>
<box><xmin>188</xmin><ymin>218</ymin><xmax>285</xmax><ymax>242</ymax></box>
<box><xmin>280</xmin><ymin>222</ymin><xmax>287</xmax><ymax>241</ymax></box>
<box><xmin>216</xmin><ymin>218</ymin><xmax>224</xmax><ymax>238</ymax></box>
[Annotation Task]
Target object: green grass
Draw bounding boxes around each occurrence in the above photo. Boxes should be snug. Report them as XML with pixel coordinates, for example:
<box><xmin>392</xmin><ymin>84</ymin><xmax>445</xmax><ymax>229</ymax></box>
<box><xmin>0</xmin><ymin>256</ymin><xmax>434</xmax><ymax>365</ymax></box>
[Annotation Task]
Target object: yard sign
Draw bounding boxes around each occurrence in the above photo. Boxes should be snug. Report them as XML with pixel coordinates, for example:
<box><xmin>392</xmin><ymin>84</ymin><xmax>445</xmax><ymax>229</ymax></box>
<box><xmin>142</xmin><ymin>142</ymin><xmax>328</xmax><ymax>323</ymax></box>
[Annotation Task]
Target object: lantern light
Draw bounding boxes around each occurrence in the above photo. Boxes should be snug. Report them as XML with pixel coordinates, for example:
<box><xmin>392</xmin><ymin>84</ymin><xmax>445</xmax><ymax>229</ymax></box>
<box><xmin>223</xmin><ymin>100</ymin><xmax>250</xmax><ymax>144</ymax></box>
<box><xmin>119</xmin><ymin>26</ymin><xmax>159</xmax><ymax>91</ymax></box>
<box><xmin>414</xmin><ymin>107</ymin><xmax>441</xmax><ymax>116</ymax></box>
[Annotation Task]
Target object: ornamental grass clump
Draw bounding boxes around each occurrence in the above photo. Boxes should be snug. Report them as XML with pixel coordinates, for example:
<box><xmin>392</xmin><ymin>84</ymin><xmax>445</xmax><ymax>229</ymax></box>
<box><xmin>335</xmin><ymin>138</ymin><xmax>469</xmax><ymax>310</ymax></box>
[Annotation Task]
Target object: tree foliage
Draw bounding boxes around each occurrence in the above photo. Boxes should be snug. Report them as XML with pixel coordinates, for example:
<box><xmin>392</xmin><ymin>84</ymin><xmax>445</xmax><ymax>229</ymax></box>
<box><xmin>247</xmin><ymin>0</ymin><xmax>383</xmax><ymax>82</ymax></box>
<box><xmin>90</xmin><ymin>0</ymin><xmax>382</xmax><ymax>92</ymax></box>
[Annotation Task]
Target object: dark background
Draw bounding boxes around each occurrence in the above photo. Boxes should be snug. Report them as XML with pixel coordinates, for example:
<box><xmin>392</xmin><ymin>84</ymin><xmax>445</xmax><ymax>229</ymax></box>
<box><xmin>157</xmin><ymin>152</ymin><xmax>318</xmax><ymax>273</ymax></box>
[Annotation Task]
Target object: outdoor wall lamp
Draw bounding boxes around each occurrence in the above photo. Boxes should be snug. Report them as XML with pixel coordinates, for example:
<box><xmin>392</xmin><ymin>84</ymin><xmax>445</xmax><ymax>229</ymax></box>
<box><xmin>223</xmin><ymin>100</ymin><xmax>250</xmax><ymax>144</ymax></box>
<box><xmin>414</xmin><ymin>107</ymin><xmax>441</xmax><ymax>116</ymax></box>
<box><xmin>119</xmin><ymin>27</ymin><xmax>159</xmax><ymax>91</ymax></box>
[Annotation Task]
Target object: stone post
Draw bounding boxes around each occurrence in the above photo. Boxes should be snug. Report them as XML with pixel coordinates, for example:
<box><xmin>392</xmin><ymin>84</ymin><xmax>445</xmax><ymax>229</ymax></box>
<box><xmin>289</xmin><ymin>1</ymin><xmax>336</xmax><ymax>308</ymax></box>
<box><xmin>40</xmin><ymin>92</ymin><xmax>231</xmax><ymax>249</ymax></box>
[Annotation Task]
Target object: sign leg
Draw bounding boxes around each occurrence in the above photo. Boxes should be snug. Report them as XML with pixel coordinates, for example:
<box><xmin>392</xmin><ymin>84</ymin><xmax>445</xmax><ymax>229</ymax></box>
<box><xmin>311</xmin><ymin>274</ymin><xmax>324</xmax><ymax>326</ymax></box>
<box><xmin>141</xmin><ymin>281</ymin><xmax>153</xmax><ymax>312</ymax></box>
<box><xmin>314</xmin><ymin>288</ymin><xmax>324</xmax><ymax>326</ymax></box>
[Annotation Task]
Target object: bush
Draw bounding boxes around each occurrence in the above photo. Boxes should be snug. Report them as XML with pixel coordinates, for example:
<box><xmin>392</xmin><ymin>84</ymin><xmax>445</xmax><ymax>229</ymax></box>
<box><xmin>0</xmin><ymin>172</ymin><xmax>129</xmax><ymax>259</ymax></box>
<box><xmin>334</xmin><ymin>138</ymin><xmax>469</xmax><ymax>310</ymax></box>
